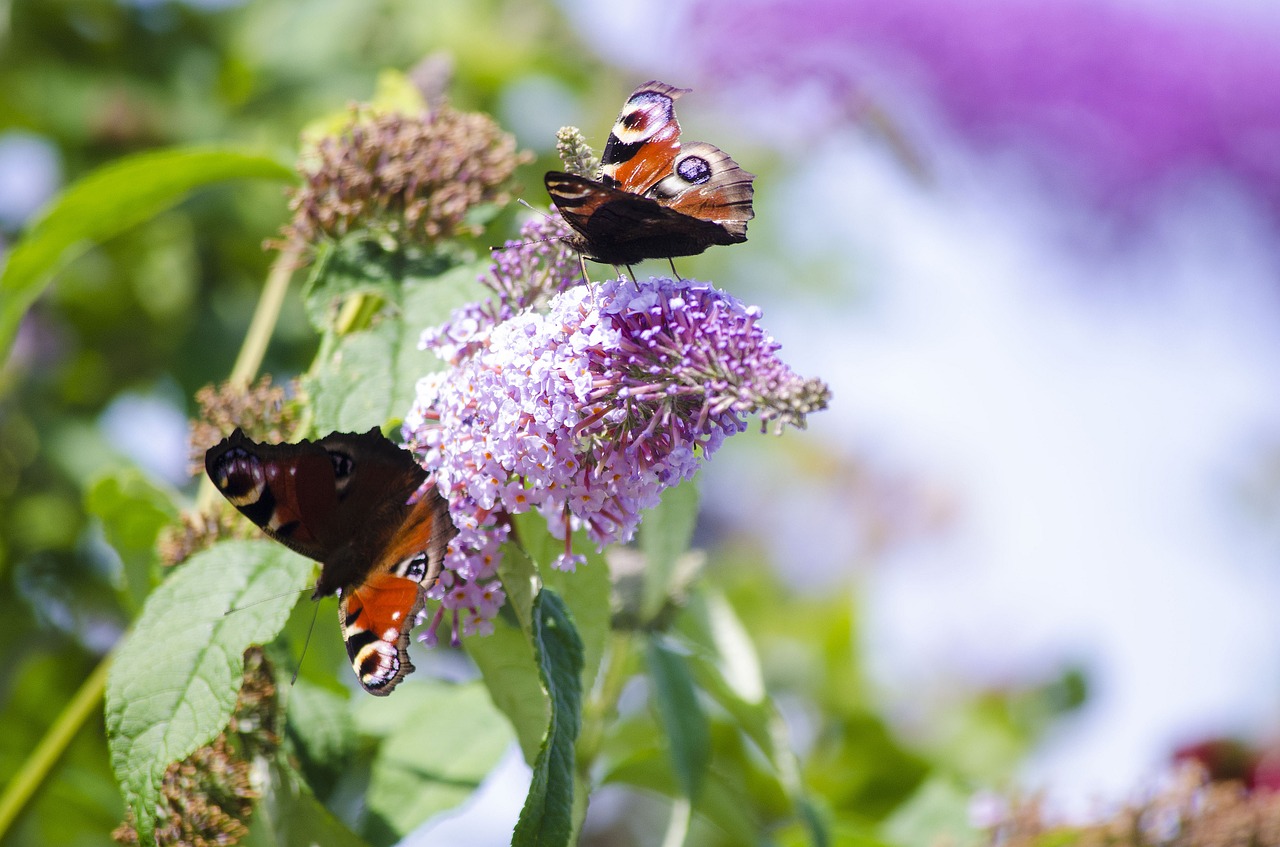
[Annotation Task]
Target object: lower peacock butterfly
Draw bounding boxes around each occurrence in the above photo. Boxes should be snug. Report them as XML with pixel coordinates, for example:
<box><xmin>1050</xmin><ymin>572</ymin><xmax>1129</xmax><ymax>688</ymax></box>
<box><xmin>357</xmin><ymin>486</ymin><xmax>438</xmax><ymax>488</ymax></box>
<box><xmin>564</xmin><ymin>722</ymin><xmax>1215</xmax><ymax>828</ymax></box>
<box><xmin>545</xmin><ymin>80</ymin><xmax>755</xmax><ymax>268</ymax></box>
<box><xmin>205</xmin><ymin>428</ymin><xmax>455</xmax><ymax>696</ymax></box>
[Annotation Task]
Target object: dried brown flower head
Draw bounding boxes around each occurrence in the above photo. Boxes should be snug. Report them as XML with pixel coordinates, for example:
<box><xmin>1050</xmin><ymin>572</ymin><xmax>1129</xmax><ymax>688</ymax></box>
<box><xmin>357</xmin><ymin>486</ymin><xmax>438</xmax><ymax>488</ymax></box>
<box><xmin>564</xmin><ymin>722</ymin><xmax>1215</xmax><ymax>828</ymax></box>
<box><xmin>283</xmin><ymin>103</ymin><xmax>530</xmax><ymax>252</ymax></box>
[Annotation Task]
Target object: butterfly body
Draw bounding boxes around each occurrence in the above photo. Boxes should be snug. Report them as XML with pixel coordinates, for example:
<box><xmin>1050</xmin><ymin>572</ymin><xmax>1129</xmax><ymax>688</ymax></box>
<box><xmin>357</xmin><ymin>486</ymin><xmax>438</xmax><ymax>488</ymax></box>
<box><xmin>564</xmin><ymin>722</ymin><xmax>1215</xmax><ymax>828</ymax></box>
<box><xmin>545</xmin><ymin>81</ymin><xmax>755</xmax><ymax>267</ymax></box>
<box><xmin>205</xmin><ymin>428</ymin><xmax>455</xmax><ymax>695</ymax></box>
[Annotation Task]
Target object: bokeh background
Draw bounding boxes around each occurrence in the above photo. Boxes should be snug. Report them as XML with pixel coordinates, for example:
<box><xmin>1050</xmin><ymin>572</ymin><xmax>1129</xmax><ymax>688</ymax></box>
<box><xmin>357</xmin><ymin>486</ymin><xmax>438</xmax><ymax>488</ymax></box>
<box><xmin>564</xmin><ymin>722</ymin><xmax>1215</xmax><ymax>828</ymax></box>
<box><xmin>4</xmin><ymin>0</ymin><xmax>1280</xmax><ymax>843</ymax></box>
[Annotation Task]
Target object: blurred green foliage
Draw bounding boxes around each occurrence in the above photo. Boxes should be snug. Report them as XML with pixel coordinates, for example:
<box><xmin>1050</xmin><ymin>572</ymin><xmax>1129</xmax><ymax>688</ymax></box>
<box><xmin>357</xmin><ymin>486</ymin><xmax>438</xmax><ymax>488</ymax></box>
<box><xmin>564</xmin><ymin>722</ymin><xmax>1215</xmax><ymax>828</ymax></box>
<box><xmin>0</xmin><ymin>1</ymin><xmax>1087</xmax><ymax>845</ymax></box>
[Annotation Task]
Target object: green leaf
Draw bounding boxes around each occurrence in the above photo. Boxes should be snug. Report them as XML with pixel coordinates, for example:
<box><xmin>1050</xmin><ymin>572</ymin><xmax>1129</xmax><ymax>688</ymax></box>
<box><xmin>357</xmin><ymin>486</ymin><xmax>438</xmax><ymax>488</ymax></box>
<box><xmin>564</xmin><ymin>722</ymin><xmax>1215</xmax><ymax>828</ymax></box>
<box><xmin>679</xmin><ymin>589</ymin><xmax>772</xmax><ymax>754</ymax></box>
<box><xmin>282</xmin><ymin>678</ymin><xmax>355</xmax><ymax>799</ymax></box>
<box><xmin>305</xmin><ymin>257</ymin><xmax>488</xmax><ymax>433</ymax></box>
<box><xmin>357</xmin><ymin>681</ymin><xmax>514</xmax><ymax>843</ymax></box>
<box><xmin>300</xmin><ymin>237</ymin><xmax>459</xmax><ymax>332</ymax></box>
<box><xmin>645</xmin><ymin>637</ymin><xmax>711</xmax><ymax>802</ymax></box>
<box><xmin>105</xmin><ymin>540</ymin><xmax>313</xmax><ymax>845</ymax></box>
<box><xmin>511</xmin><ymin>509</ymin><xmax>560</xmax><ymax>574</ymax></box>
<box><xmin>600</xmin><ymin>742</ymin><xmax>759</xmax><ymax>847</ymax></box>
<box><xmin>679</xmin><ymin>591</ymin><xmax>832</xmax><ymax>845</ymax></box>
<box><xmin>514</xmin><ymin>509</ymin><xmax>611</xmax><ymax>698</ymax></box>
<box><xmin>84</xmin><ymin>467</ymin><xmax>179</xmax><ymax>612</ymax></box>
<box><xmin>0</xmin><ymin>147</ymin><xmax>293</xmax><ymax>364</ymax></box>
<box><xmin>638</xmin><ymin>478</ymin><xmax>700</xmax><ymax>622</ymax></box>
<box><xmin>512</xmin><ymin>589</ymin><xmax>584</xmax><ymax>847</ymax></box>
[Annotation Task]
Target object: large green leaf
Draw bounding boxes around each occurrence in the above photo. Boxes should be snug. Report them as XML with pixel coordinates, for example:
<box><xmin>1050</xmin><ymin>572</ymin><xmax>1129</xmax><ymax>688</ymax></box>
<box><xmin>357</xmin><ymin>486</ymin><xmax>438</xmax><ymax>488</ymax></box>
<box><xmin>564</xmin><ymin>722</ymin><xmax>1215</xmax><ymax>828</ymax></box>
<box><xmin>512</xmin><ymin>589</ymin><xmax>583</xmax><ymax>847</ymax></box>
<box><xmin>357</xmin><ymin>681</ymin><xmax>513</xmax><ymax>843</ymax></box>
<box><xmin>0</xmin><ymin>147</ymin><xmax>294</xmax><ymax>364</ymax></box>
<box><xmin>466</xmin><ymin>543</ymin><xmax>546</xmax><ymax>764</ymax></box>
<box><xmin>105</xmin><ymin>540</ymin><xmax>313</xmax><ymax>845</ymax></box>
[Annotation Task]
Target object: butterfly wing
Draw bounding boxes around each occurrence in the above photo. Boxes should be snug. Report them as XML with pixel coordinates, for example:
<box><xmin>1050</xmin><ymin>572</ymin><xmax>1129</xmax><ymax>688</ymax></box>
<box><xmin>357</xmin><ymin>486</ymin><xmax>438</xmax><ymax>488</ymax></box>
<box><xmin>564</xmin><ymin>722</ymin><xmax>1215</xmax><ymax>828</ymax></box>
<box><xmin>205</xmin><ymin>427</ymin><xmax>456</xmax><ymax>695</ymax></box>
<box><xmin>598</xmin><ymin>80</ymin><xmax>688</xmax><ymax>194</ymax></box>
<box><xmin>546</xmin><ymin>170</ymin><xmax>751</xmax><ymax>265</ymax></box>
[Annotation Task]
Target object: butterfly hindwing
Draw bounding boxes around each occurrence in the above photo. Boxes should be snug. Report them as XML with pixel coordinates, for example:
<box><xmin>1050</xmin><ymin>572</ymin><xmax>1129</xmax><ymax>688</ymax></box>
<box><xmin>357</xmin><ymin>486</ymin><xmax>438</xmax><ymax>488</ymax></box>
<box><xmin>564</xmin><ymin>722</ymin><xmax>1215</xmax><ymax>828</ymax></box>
<box><xmin>205</xmin><ymin>427</ymin><xmax>456</xmax><ymax>695</ymax></box>
<box><xmin>648</xmin><ymin>141</ymin><xmax>755</xmax><ymax>238</ymax></box>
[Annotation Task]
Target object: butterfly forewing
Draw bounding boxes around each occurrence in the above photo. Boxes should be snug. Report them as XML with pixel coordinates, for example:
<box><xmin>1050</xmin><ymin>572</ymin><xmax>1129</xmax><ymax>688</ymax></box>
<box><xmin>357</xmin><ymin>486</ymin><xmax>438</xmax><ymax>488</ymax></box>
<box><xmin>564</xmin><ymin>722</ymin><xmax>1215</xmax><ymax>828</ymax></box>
<box><xmin>598</xmin><ymin>80</ymin><xmax>688</xmax><ymax>194</ymax></box>
<box><xmin>205</xmin><ymin>430</ymin><xmax>344</xmax><ymax>561</ymax></box>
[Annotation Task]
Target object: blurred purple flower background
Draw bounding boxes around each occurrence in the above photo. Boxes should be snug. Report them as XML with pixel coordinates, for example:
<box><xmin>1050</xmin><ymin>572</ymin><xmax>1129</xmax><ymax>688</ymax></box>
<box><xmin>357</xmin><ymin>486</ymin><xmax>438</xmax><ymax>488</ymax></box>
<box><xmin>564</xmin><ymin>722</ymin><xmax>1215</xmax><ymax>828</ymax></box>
<box><xmin>688</xmin><ymin>0</ymin><xmax>1280</xmax><ymax>215</ymax></box>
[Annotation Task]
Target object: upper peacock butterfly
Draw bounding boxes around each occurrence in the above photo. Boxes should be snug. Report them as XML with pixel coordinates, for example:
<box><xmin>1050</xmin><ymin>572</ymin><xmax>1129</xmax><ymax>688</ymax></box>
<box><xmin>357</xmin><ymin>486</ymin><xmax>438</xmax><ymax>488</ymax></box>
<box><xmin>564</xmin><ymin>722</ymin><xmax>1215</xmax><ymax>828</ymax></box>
<box><xmin>205</xmin><ymin>427</ymin><xmax>455</xmax><ymax>696</ymax></box>
<box><xmin>545</xmin><ymin>80</ymin><xmax>756</xmax><ymax>268</ymax></box>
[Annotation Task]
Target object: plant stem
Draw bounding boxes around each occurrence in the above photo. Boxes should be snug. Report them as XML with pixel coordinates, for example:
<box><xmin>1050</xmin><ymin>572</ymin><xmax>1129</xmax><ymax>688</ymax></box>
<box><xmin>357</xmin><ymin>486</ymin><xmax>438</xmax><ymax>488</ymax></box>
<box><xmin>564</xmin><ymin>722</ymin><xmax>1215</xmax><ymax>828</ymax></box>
<box><xmin>577</xmin><ymin>631</ymin><xmax>634</xmax><ymax>769</ymax></box>
<box><xmin>0</xmin><ymin>653</ymin><xmax>112</xmax><ymax>839</ymax></box>
<box><xmin>229</xmin><ymin>242</ymin><xmax>302</xmax><ymax>389</ymax></box>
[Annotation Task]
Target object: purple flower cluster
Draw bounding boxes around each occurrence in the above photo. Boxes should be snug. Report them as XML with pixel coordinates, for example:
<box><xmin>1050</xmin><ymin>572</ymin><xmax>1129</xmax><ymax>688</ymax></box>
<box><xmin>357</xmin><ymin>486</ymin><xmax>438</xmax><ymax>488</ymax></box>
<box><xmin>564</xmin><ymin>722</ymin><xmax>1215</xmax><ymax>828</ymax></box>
<box><xmin>403</xmin><ymin>252</ymin><xmax>829</xmax><ymax>640</ymax></box>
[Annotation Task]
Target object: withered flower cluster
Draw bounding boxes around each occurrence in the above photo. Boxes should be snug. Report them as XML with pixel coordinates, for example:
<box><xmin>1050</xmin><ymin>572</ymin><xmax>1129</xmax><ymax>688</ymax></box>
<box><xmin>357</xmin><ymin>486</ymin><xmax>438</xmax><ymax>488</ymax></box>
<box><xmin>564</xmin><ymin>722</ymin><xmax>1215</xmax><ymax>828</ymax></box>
<box><xmin>987</xmin><ymin>765</ymin><xmax>1280</xmax><ymax>847</ymax></box>
<box><xmin>284</xmin><ymin>104</ymin><xmax>528</xmax><ymax>250</ymax></box>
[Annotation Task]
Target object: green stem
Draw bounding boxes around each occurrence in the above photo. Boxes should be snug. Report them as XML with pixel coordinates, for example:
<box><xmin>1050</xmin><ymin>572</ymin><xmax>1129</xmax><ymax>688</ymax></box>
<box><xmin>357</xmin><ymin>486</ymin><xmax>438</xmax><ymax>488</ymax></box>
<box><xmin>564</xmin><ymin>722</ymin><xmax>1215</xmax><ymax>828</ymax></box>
<box><xmin>195</xmin><ymin>245</ymin><xmax>300</xmax><ymax>513</ymax></box>
<box><xmin>228</xmin><ymin>243</ymin><xmax>301</xmax><ymax>389</ymax></box>
<box><xmin>0</xmin><ymin>653</ymin><xmax>112</xmax><ymax>839</ymax></box>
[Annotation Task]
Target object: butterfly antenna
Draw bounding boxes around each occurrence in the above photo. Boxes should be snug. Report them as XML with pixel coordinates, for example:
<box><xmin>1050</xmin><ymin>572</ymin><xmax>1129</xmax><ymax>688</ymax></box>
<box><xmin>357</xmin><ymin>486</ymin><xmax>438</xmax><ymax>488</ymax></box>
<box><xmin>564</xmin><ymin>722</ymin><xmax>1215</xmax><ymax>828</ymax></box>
<box><xmin>491</xmin><ymin>202</ymin><xmax>578</xmax><ymax>256</ymax></box>
<box><xmin>516</xmin><ymin>198</ymin><xmax>551</xmax><ymax>217</ymax></box>
<box><xmin>225</xmin><ymin>586</ymin><xmax>312</xmax><ymax>615</ymax></box>
<box><xmin>290</xmin><ymin>600</ymin><xmax>322</xmax><ymax>686</ymax></box>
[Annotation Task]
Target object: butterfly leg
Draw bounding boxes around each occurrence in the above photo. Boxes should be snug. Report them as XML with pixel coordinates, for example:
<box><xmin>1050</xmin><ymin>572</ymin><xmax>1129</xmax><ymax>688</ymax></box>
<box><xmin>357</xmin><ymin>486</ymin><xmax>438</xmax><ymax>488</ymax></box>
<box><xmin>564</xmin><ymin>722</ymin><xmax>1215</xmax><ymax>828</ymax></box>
<box><xmin>578</xmin><ymin>253</ymin><xmax>593</xmax><ymax>285</ymax></box>
<box><xmin>667</xmin><ymin>258</ymin><xmax>684</xmax><ymax>280</ymax></box>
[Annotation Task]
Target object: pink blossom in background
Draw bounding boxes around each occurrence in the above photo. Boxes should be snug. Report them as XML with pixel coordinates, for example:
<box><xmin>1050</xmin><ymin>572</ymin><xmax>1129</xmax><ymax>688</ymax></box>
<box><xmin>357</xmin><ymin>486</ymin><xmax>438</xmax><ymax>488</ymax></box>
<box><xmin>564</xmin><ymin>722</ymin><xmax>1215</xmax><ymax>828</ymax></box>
<box><xmin>688</xmin><ymin>0</ymin><xmax>1280</xmax><ymax>213</ymax></box>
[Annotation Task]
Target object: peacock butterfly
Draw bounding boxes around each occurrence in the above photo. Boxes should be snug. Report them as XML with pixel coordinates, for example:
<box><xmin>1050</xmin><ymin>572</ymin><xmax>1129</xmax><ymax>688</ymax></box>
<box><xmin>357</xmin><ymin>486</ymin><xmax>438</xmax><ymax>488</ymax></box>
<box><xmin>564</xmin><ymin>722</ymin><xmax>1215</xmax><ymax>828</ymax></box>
<box><xmin>545</xmin><ymin>80</ymin><xmax>755</xmax><ymax>268</ymax></box>
<box><xmin>205</xmin><ymin>427</ymin><xmax>455</xmax><ymax>696</ymax></box>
